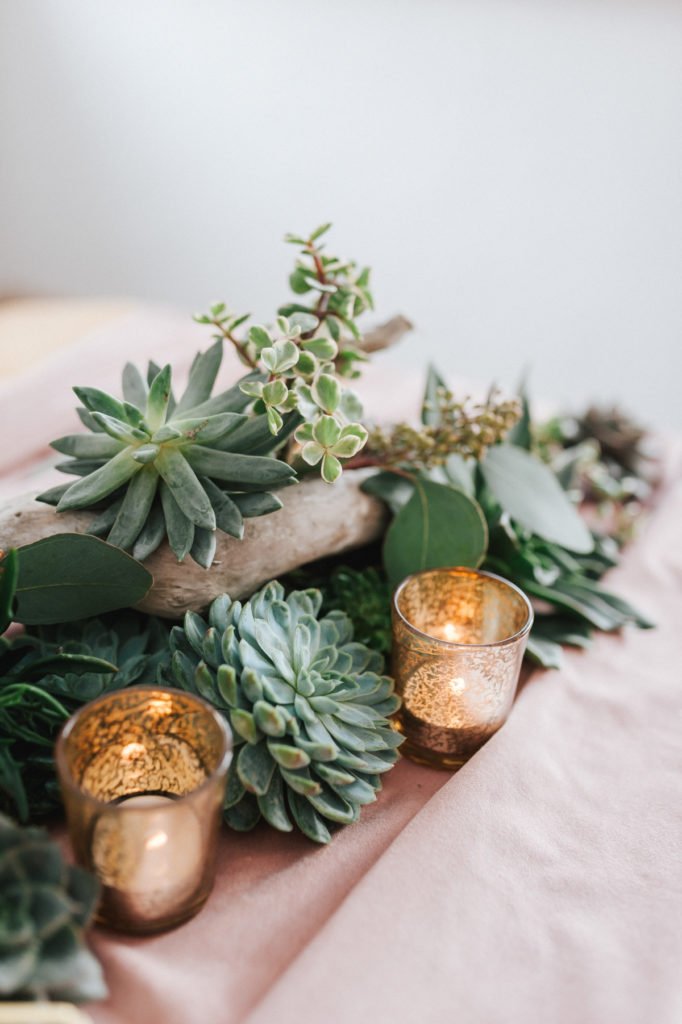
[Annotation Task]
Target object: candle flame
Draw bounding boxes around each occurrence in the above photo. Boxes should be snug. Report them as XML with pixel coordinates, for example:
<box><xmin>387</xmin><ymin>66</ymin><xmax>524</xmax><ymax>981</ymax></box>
<box><xmin>121</xmin><ymin>742</ymin><xmax>146</xmax><ymax>760</ymax></box>
<box><xmin>145</xmin><ymin>830</ymin><xmax>168</xmax><ymax>850</ymax></box>
<box><xmin>148</xmin><ymin>696</ymin><xmax>173</xmax><ymax>715</ymax></box>
<box><xmin>442</xmin><ymin>622</ymin><xmax>463</xmax><ymax>643</ymax></box>
<box><xmin>449</xmin><ymin>677</ymin><xmax>466</xmax><ymax>695</ymax></box>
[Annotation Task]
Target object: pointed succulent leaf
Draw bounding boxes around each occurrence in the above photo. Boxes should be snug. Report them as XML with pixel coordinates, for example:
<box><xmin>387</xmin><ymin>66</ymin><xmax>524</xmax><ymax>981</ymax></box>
<box><xmin>131</xmin><ymin>443</ymin><xmax>160</xmax><ymax>464</ymax></box>
<box><xmin>51</xmin><ymin>434</ymin><xmax>124</xmax><ymax>459</ymax></box>
<box><xmin>106</xmin><ymin>467</ymin><xmax>158</xmax><ymax>550</ymax></box>
<box><xmin>230</xmin><ymin>708</ymin><xmax>260</xmax><ymax>745</ymax></box>
<box><xmin>185</xmin><ymin>446</ymin><xmax>296</xmax><ymax>488</ymax></box>
<box><xmin>145</xmin><ymin>364</ymin><xmax>172</xmax><ymax>431</ymax></box>
<box><xmin>224</xmin><ymin>765</ymin><xmax>246</xmax><ymax>808</ymax></box>
<box><xmin>160</xmin><ymin>482</ymin><xmax>195</xmax><ymax>561</ymax></box>
<box><xmin>175</xmin><ymin>340</ymin><xmax>223</xmax><ymax>415</ymax></box>
<box><xmin>237</xmin><ymin>740</ymin><xmax>276</xmax><ymax>796</ymax></box>
<box><xmin>121</xmin><ymin>362</ymin><xmax>148</xmax><ymax>407</ymax></box>
<box><xmin>253</xmin><ymin>700</ymin><xmax>287</xmax><ymax>737</ymax></box>
<box><xmin>224</xmin><ymin>793</ymin><xmax>261</xmax><ymax>831</ymax></box>
<box><xmin>268</xmin><ymin>743</ymin><xmax>311</xmax><ymax>770</ymax></box>
<box><xmin>190</xmin><ymin>527</ymin><xmax>217</xmax><ymax>569</ymax></box>
<box><xmin>287</xmin><ymin>792</ymin><xmax>332</xmax><ymax>844</ymax></box>
<box><xmin>193</xmin><ymin>660</ymin><xmax>218</xmax><ymax>703</ymax></box>
<box><xmin>155</xmin><ymin>447</ymin><xmax>216</xmax><ymax>531</ymax></box>
<box><xmin>216</xmin><ymin>664</ymin><xmax>238</xmax><ymax>708</ymax></box>
<box><xmin>257</xmin><ymin>770</ymin><xmax>293</xmax><ymax>831</ymax></box>
<box><xmin>91</xmin><ymin>412</ymin><xmax>148</xmax><ymax>443</ymax></box>
<box><xmin>73</xmin><ymin>386</ymin><xmax>128</xmax><ymax>422</ymax></box>
<box><xmin>56</xmin><ymin>450</ymin><xmax>141</xmax><ymax>512</ymax></box>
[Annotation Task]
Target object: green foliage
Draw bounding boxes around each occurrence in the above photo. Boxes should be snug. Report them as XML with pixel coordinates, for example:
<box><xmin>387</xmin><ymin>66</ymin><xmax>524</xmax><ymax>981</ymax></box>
<box><xmin>0</xmin><ymin>814</ymin><xmax>106</xmax><ymax>1002</ymax></box>
<box><xmin>535</xmin><ymin>404</ymin><xmax>656</xmax><ymax>544</ymax></box>
<box><xmin>361</xmin><ymin>366</ymin><xmax>652</xmax><ymax>670</ymax></box>
<box><xmin>0</xmin><ymin>549</ymin><xmax>18</xmax><ymax>634</ymax></box>
<box><xmin>320</xmin><ymin>567</ymin><xmax>392</xmax><ymax>656</ymax></box>
<box><xmin>480</xmin><ymin>444</ymin><xmax>593</xmax><ymax>553</ymax></box>
<box><xmin>167</xmin><ymin>581</ymin><xmax>402</xmax><ymax>844</ymax></box>
<box><xmin>39</xmin><ymin>344</ymin><xmax>296</xmax><ymax>567</ymax></box>
<box><xmin>0</xmin><ymin>613</ymin><xmax>170</xmax><ymax>822</ymax></box>
<box><xmin>195</xmin><ymin>225</ymin><xmax>374</xmax><ymax>483</ymax></box>
<box><xmin>380</xmin><ymin>477</ymin><xmax>488</xmax><ymax>590</ymax></box>
<box><xmin>366</xmin><ymin>365</ymin><xmax>520</xmax><ymax>469</ymax></box>
<box><xmin>10</xmin><ymin>535</ymin><xmax>152</xmax><ymax>625</ymax></box>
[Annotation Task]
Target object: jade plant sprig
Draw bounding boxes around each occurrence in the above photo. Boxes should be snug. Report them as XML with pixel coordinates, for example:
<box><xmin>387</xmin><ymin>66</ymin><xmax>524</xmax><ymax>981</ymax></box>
<box><xmin>194</xmin><ymin>224</ymin><xmax>373</xmax><ymax>483</ymax></box>
<box><xmin>38</xmin><ymin>342</ymin><xmax>296</xmax><ymax>567</ymax></box>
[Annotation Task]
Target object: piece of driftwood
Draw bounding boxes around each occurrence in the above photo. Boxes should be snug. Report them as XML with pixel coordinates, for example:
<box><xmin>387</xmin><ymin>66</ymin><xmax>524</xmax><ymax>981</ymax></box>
<box><xmin>0</xmin><ymin>471</ymin><xmax>387</xmax><ymax>619</ymax></box>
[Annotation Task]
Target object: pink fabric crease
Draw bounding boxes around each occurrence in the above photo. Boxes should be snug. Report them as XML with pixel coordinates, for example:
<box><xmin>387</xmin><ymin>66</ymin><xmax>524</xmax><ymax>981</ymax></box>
<box><xmin>1</xmin><ymin>309</ymin><xmax>680</xmax><ymax>1024</ymax></box>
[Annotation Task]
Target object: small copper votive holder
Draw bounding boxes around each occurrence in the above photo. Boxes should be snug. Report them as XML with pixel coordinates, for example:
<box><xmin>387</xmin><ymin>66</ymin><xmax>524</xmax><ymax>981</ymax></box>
<box><xmin>56</xmin><ymin>686</ymin><xmax>232</xmax><ymax>934</ymax></box>
<box><xmin>392</xmin><ymin>567</ymin><xmax>533</xmax><ymax>770</ymax></box>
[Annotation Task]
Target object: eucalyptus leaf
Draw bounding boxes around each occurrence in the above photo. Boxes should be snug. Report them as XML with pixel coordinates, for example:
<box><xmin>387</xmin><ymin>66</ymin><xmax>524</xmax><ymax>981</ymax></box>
<box><xmin>13</xmin><ymin>535</ymin><xmax>152</xmax><ymax>625</ymax></box>
<box><xmin>481</xmin><ymin>444</ymin><xmax>593</xmax><ymax>554</ymax></box>
<box><xmin>383</xmin><ymin>478</ymin><xmax>488</xmax><ymax>589</ymax></box>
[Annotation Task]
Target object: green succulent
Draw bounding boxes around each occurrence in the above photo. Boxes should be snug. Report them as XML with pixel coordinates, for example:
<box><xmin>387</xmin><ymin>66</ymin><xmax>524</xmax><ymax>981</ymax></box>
<box><xmin>0</xmin><ymin>814</ymin><xmax>106</xmax><ymax>1002</ymax></box>
<box><xmin>168</xmin><ymin>582</ymin><xmax>402</xmax><ymax>844</ymax></box>
<box><xmin>38</xmin><ymin>342</ymin><xmax>298</xmax><ymax>567</ymax></box>
<box><xmin>0</xmin><ymin>613</ymin><xmax>170</xmax><ymax>823</ymax></box>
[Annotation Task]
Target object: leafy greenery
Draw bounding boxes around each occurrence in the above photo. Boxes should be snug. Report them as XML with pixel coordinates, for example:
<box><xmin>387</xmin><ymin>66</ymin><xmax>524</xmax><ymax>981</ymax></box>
<box><xmin>365</xmin><ymin>367</ymin><xmax>520</xmax><ymax>468</ymax></box>
<box><xmin>320</xmin><ymin>567</ymin><xmax>392</xmax><ymax>656</ymax></box>
<box><xmin>39</xmin><ymin>343</ymin><xmax>297</xmax><ymax>568</ymax></box>
<box><xmin>0</xmin><ymin>549</ymin><xmax>18</xmax><ymax>634</ymax></box>
<box><xmin>536</xmin><ymin>404</ymin><xmax>656</xmax><ymax>543</ymax></box>
<box><xmin>361</xmin><ymin>366</ymin><xmax>652</xmax><ymax>669</ymax></box>
<box><xmin>0</xmin><ymin>610</ymin><xmax>170</xmax><ymax>822</ymax></box>
<box><xmin>167</xmin><ymin>582</ymin><xmax>401</xmax><ymax>844</ymax></box>
<box><xmin>0</xmin><ymin>814</ymin><xmax>106</xmax><ymax>1002</ymax></box>
<box><xmin>11</xmin><ymin>534</ymin><xmax>152</xmax><ymax>624</ymax></box>
<box><xmin>195</xmin><ymin>224</ymin><xmax>374</xmax><ymax>483</ymax></box>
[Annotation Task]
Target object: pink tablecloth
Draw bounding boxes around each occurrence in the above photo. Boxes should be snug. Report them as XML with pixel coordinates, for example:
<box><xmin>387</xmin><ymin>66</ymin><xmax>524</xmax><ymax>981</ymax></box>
<box><xmin>3</xmin><ymin>309</ymin><xmax>681</xmax><ymax>1024</ymax></box>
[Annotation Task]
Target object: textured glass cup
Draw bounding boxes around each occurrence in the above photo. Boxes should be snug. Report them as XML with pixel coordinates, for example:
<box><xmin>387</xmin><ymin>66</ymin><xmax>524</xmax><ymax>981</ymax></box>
<box><xmin>56</xmin><ymin>686</ymin><xmax>232</xmax><ymax>934</ymax></box>
<box><xmin>392</xmin><ymin>568</ymin><xmax>533</xmax><ymax>769</ymax></box>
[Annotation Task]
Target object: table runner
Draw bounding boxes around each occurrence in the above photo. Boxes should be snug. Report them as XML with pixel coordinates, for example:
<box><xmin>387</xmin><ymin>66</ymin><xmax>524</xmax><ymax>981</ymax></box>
<box><xmin>2</xmin><ymin>306</ymin><xmax>680</xmax><ymax>1024</ymax></box>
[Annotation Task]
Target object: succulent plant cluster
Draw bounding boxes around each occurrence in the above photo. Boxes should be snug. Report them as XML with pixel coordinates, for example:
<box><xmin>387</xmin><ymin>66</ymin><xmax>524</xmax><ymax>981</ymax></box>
<box><xmin>195</xmin><ymin>224</ymin><xmax>373</xmax><ymax>483</ymax></box>
<box><xmin>0</xmin><ymin>814</ymin><xmax>106</xmax><ymax>1002</ymax></box>
<box><xmin>38</xmin><ymin>341</ymin><xmax>296</xmax><ymax>567</ymax></box>
<box><xmin>168</xmin><ymin>582</ymin><xmax>402</xmax><ymax>843</ymax></box>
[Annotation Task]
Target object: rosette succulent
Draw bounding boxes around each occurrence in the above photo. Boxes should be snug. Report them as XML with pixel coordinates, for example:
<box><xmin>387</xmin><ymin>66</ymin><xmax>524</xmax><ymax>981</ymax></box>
<box><xmin>168</xmin><ymin>582</ymin><xmax>402</xmax><ymax>843</ymax></box>
<box><xmin>0</xmin><ymin>814</ymin><xmax>106</xmax><ymax>1002</ymax></box>
<box><xmin>38</xmin><ymin>341</ymin><xmax>297</xmax><ymax>567</ymax></box>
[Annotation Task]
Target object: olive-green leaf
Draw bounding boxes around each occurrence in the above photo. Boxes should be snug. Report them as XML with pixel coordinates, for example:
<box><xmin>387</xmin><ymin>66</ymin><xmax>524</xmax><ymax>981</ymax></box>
<box><xmin>13</xmin><ymin>534</ymin><xmax>152</xmax><ymax>624</ymax></box>
<box><xmin>383</xmin><ymin>478</ymin><xmax>488</xmax><ymax>590</ymax></box>
<box><xmin>481</xmin><ymin>444</ymin><xmax>593</xmax><ymax>553</ymax></box>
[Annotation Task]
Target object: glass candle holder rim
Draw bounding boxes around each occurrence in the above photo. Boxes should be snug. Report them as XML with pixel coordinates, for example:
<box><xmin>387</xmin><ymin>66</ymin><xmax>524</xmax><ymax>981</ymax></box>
<box><xmin>55</xmin><ymin>684</ymin><xmax>233</xmax><ymax>812</ymax></box>
<box><xmin>393</xmin><ymin>566</ymin><xmax>534</xmax><ymax>650</ymax></box>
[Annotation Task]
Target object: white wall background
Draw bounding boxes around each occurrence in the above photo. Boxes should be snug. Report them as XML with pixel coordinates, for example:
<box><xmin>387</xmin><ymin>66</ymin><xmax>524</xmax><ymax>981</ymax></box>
<box><xmin>1</xmin><ymin>0</ymin><xmax>681</xmax><ymax>427</ymax></box>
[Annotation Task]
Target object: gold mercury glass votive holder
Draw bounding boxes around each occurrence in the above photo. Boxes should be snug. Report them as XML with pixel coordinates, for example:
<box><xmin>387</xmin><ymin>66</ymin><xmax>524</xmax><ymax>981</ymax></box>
<box><xmin>392</xmin><ymin>567</ymin><xmax>533</xmax><ymax>770</ymax></box>
<box><xmin>56</xmin><ymin>686</ymin><xmax>232</xmax><ymax>934</ymax></box>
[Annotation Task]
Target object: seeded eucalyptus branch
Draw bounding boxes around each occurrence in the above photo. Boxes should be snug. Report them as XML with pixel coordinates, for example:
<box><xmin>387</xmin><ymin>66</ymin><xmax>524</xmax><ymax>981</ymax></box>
<box><xmin>194</xmin><ymin>224</ymin><xmax>374</xmax><ymax>483</ymax></box>
<box><xmin>364</xmin><ymin>381</ymin><xmax>520</xmax><ymax>470</ymax></box>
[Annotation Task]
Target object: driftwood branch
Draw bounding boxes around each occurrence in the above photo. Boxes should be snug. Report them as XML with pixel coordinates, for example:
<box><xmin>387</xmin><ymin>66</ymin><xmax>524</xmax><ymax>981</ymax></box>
<box><xmin>358</xmin><ymin>314</ymin><xmax>413</xmax><ymax>354</ymax></box>
<box><xmin>0</xmin><ymin>471</ymin><xmax>387</xmax><ymax>619</ymax></box>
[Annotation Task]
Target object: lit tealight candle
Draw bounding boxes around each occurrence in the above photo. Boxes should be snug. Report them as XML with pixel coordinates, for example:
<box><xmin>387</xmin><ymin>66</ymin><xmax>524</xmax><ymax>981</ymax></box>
<box><xmin>56</xmin><ymin>686</ymin><xmax>232</xmax><ymax>933</ymax></box>
<box><xmin>392</xmin><ymin>568</ymin><xmax>533</xmax><ymax>769</ymax></box>
<box><xmin>92</xmin><ymin>794</ymin><xmax>205</xmax><ymax>923</ymax></box>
